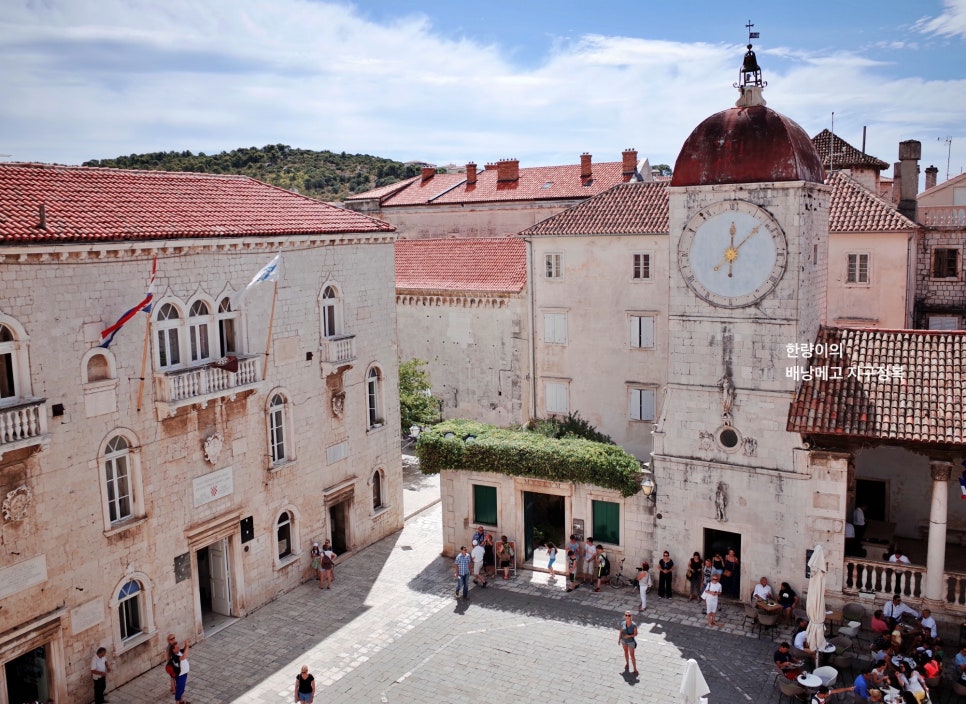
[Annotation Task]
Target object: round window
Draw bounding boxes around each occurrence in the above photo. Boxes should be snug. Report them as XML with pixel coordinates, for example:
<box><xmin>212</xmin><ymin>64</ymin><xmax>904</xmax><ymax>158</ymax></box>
<box><xmin>717</xmin><ymin>428</ymin><xmax>739</xmax><ymax>450</ymax></box>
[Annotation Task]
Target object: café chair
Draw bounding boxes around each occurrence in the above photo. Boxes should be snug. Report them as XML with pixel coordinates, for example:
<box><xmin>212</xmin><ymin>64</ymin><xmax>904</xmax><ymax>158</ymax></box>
<box><xmin>743</xmin><ymin>603</ymin><xmax>759</xmax><ymax>629</ymax></box>
<box><xmin>778</xmin><ymin>679</ymin><xmax>808</xmax><ymax>703</ymax></box>
<box><xmin>831</xmin><ymin>651</ymin><xmax>855</xmax><ymax>679</ymax></box>
<box><xmin>829</xmin><ymin>635</ymin><xmax>853</xmax><ymax>655</ymax></box>
<box><xmin>951</xmin><ymin>679</ymin><xmax>966</xmax><ymax>703</ymax></box>
<box><xmin>757</xmin><ymin>611</ymin><xmax>780</xmax><ymax>639</ymax></box>
<box><xmin>812</xmin><ymin>665</ymin><xmax>838</xmax><ymax>688</ymax></box>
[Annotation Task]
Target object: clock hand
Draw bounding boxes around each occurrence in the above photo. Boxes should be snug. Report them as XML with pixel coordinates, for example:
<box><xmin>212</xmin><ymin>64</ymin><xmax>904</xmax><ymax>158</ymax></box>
<box><xmin>733</xmin><ymin>224</ymin><xmax>762</xmax><ymax>252</ymax></box>
<box><xmin>713</xmin><ymin>223</ymin><xmax>738</xmax><ymax>272</ymax></box>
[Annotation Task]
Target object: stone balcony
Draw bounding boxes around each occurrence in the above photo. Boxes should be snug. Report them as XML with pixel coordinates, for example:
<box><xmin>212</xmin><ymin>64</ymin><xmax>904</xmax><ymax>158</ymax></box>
<box><xmin>919</xmin><ymin>205</ymin><xmax>966</xmax><ymax>228</ymax></box>
<box><xmin>319</xmin><ymin>334</ymin><xmax>357</xmax><ymax>375</ymax></box>
<box><xmin>154</xmin><ymin>354</ymin><xmax>261</xmax><ymax>418</ymax></box>
<box><xmin>0</xmin><ymin>397</ymin><xmax>50</xmax><ymax>459</ymax></box>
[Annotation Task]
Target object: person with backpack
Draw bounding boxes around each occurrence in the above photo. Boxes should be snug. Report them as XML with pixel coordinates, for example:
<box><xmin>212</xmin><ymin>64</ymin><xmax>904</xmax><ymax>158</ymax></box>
<box><xmin>320</xmin><ymin>542</ymin><xmax>337</xmax><ymax>589</ymax></box>
<box><xmin>166</xmin><ymin>634</ymin><xmax>190</xmax><ymax>704</ymax></box>
<box><xmin>498</xmin><ymin>535</ymin><xmax>514</xmax><ymax>580</ymax></box>
<box><xmin>595</xmin><ymin>544</ymin><xmax>610</xmax><ymax>592</ymax></box>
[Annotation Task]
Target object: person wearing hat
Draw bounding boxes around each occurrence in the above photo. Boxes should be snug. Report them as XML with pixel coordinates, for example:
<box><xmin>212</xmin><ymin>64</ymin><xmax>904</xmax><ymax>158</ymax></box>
<box><xmin>618</xmin><ymin>611</ymin><xmax>639</xmax><ymax>675</ymax></box>
<box><xmin>471</xmin><ymin>539</ymin><xmax>487</xmax><ymax>587</ymax></box>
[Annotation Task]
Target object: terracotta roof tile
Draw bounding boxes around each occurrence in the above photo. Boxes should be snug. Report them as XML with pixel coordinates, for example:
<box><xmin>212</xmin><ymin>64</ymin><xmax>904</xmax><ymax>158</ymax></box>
<box><xmin>827</xmin><ymin>171</ymin><xmax>916</xmax><ymax>232</ymax></box>
<box><xmin>787</xmin><ymin>326</ymin><xmax>966</xmax><ymax>447</ymax></box>
<box><xmin>0</xmin><ymin>163</ymin><xmax>394</xmax><ymax>244</ymax></box>
<box><xmin>371</xmin><ymin>173</ymin><xmax>468</xmax><ymax>206</ymax></box>
<box><xmin>521</xmin><ymin>182</ymin><xmax>669</xmax><ymax>236</ymax></box>
<box><xmin>344</xmin><ymin>175</ymin><xmax>420</xmax><ymax>202</ymax></box>
<box><xmin>812</xmin><ymin>129</ymin><xmax>889</xmax><ymax>170</ymax></box>
<box><xmin>395</xmin><ymin>237</ymin><xmax>526</xmax><ymax>293</ymax></box>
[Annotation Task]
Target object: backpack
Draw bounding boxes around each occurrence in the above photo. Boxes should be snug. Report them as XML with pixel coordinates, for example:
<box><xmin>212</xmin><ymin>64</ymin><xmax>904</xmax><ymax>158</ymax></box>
<box><xmin>321</xmin><ymin>552</ymin><xmax>334</xmax><ymax>569</ymax></box>
<box><xmin>600</xmin><ymin>555</ymin><xmax>611</xmax><ymax>576</ymax></box>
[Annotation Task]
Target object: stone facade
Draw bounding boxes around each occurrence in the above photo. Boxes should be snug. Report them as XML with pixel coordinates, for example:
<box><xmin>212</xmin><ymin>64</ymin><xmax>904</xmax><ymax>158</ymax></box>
<box><xmin>0</xmin><ymin>235</ymin><xmax>402</xmax><ymax>701</ymax></box>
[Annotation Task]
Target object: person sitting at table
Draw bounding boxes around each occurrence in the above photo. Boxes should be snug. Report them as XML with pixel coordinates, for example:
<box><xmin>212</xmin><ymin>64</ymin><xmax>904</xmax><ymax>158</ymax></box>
<box><xmin>955</xmin><ymin>644</ymin><xmax>966</xmax><ymax>672</ymax></box>
<box><xmin>794</xmin><ymin>625</ymin><xmax>816</xmax><ymax>664</ymax></box>
<box><xmin>753</xmin><ymin>576</ymin><xmax>773</xmax><ymax>602</ymax></box>
<box><xmin>884</xmin><ymin>595</ymin><xmax>919</xmax><ymax>628</ymax></box>
<box><xmin>896</xmin><ymin>661</ymin><xmax>928</xmax><ymax>703</ymax></box>
<box><xmin>774</xmin><ymin>642</ymin><xmax>804</xmax><ymax>680</ymax></box>
<box><xmin>874</xmin><ymin>642</ymin><xmax>897</xmax><ymax>666</ymax></box>
<box><xmin>869</xmin><ymin>659</ymin><xmax>889</xmax><ymax>688</ymax></box>
<box><xmin>919</xmin><ymin>650</ymin><xmax>941</xmax><ymax>679</ymax></box>
<box><xmin>918</xmin><ymin>608</ymin><xmax>937</xmax><ymax>640</ymax></box>
<box><xmin>852</xmin><ymin>664</ymin><xmax>873</xmax><ymax>703</ymax></box>
<box><xmin>777</xmin><ymin>582</ymin><xmax>799</xmax><ymax>623</ymax></box>
<box><xmin>888</xmin><ymin>548</ymin><xmax>911</xmax><ymax>565</ymax></box>
<box><xmin>872</xmin><ymin>610</ymin><xmax>891</xmax><ymax>635</ymax></box>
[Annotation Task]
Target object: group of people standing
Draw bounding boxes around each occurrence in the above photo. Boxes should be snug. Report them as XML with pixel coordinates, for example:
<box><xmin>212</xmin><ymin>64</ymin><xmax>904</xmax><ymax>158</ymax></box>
<box><xmin>454</xmin><ymin>527</ymin><xmax>515</xmax><ymax>599</ymax></box>
<box><xmin>563</xmin><ymin>534</ymin><xmax>612</xmax><ymax>592</ymax></box>
<box><xmin>309</xmin><ymin>539</ymin><xmax>338</xmax><ymax>589</ymax></box>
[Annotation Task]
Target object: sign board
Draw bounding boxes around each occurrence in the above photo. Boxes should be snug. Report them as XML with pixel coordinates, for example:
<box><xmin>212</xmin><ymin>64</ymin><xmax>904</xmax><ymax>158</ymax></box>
<box><xmin>572</xmin><ymin>519</ymin><xmax>585</xmax><ymax>542</ymax></box>
<box><xmin>192</xmin><ymin>466</ymin><xmax>234</xmax><ymax>507</ymax></box>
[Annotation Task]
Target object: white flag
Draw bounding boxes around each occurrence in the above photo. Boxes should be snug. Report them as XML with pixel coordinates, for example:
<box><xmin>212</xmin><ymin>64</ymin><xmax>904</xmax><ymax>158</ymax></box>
<box><xmin>234</xmin><ymin>253</ymin><xmax>281</xmax><ymax>305</ymax></box>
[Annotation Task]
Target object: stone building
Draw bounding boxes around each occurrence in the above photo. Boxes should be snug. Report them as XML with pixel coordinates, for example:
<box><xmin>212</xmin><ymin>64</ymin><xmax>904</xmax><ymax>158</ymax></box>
<box><xmin>914</xmin><ymin>170</ymin><xmax>966</xmax><ymax>329</ymax></box>
<box><xmin>0</xmin><ymin>164</ymin><xmax>402</xmax><ymax>702</ymax></box>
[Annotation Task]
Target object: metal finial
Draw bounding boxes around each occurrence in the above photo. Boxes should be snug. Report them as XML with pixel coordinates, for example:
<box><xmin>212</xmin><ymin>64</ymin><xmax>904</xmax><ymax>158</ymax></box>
<box><xmin>734</xmin><ymin>21</ymin><xmax>766</xmax><ymax>92</ymax></box>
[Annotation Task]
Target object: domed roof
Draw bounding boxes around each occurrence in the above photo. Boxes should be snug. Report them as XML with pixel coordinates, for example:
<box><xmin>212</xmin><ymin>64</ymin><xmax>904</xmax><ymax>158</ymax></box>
<box><xmin>671</xmin><ymin>104</ymin><xmax>825</xmax><ymax>187</ymax></box>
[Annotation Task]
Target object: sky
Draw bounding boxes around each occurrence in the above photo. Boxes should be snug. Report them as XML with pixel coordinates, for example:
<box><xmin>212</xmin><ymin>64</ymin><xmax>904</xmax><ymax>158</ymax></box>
<box><xmin>2</xmin><ymin>0</ymin><xmax>965</xmax><ymax>188</ymax></box>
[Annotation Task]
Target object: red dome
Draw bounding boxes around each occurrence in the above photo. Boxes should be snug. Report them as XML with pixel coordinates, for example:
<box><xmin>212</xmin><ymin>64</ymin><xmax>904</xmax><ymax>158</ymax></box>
<box><xmin>671</xmin><ymin>105</ymin><xmax>825</xmax><ymax>187</ymax></box>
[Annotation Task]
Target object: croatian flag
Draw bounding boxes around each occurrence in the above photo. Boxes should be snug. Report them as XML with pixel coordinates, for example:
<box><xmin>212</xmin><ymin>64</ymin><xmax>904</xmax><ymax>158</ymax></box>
<box><xmin>100</xmin><ymin>256</ymin><xmax>157</xmax><ymax>348</ymax></box>
<box><xmin>233</xmin><ymin>253</ymin><xmax>282</xmax><ymax>305</ymax></box>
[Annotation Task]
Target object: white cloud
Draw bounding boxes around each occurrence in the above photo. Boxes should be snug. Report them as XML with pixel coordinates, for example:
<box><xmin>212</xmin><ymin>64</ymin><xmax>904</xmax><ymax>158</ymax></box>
<box><xmin>915</xmin><ymin>0</ymin><xmax>966</xmax><ymax>38</ymax></box>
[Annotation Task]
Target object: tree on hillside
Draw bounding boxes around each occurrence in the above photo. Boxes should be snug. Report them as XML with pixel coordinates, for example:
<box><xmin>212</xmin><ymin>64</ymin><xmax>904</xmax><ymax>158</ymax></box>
<box><xmin>399</xmin><ymin>358</ymin><xmax>440</xmax><ymax>433</ymax></box>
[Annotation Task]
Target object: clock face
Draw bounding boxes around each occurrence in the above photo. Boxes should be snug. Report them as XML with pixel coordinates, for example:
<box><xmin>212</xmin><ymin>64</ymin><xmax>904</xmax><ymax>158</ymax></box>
<box><xmin>677</xmin><ymin>200</ymin><xmax>787</xmax><ymax>308</ymax></box>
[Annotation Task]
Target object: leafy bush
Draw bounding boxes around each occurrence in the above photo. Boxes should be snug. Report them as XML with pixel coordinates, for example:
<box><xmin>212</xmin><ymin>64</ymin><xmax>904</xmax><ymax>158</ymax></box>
<box><xmin>527</xmin><ymin>411</ymin><xmax>613</xmax><ymax>444</ymax></box>
<box><xmin>399</xmin><ymin>358</ymin><xmax>440</xmax><ymax>433</ymax></box>
<box><xmin>416</xmin><ymin>419</ymin><xmax>642</xmax><ymax>497</ymax></box>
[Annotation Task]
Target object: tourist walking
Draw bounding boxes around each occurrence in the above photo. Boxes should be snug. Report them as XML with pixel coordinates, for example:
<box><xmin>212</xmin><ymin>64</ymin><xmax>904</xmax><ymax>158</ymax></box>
<box><xmin>636</xmin><ymin>562</ymin><xmax>652</xmax><ymax>612</ymax></box>
<box><xmin>565</xmin><ymin>549</ymin><xmax>578</xmax><ymax>592</ymax></box>
<box><xmin>454</xmin><ymin>545</ymin><xmax>471</xmax><ymax>599</ymax></box>
<box><xmin>703</xmin><ymin>573</ymin><xmax>722</xmax><ymax>627</ymax></box>
<box><xmin>310</xmin><ymin>542</ymin><xmax>323</xmax><ymax>588</ymax></box>
<box><xmin>166</xmin><ymin>634</ymin><xmax>190</xmax><ymax>704</ymax></box>
<box><xmin>546</xmin><ymin>542</ymin><xmax>558</xmax><ymax>578</ymax></box>
<box><xmin>320</xmin><ymin>542</ymin><xmax>337</xmax><ymax>590</ymax></box>
<box><xmin>722</xmin><ymin>548</ymin><xmax>740</xmax><ymax>598</ymax></box>
<box><xmin>471</xmin><ymin>539</ymin><xmax>487</xmax><ymax>587</ymax></box>
<box><xmin>295</xmin><ymin>665</ymin><xmax>315</xmax><ymax>703</ymax></box>
<box><xmin>658</xmin><ymin>551</ymin><xmax>674</xmax><ymax>599</ymax></box>
<box><xmin>619</xmin><ymin>611</ymin><xmax>639</xmax><ymax>675</ymax></box>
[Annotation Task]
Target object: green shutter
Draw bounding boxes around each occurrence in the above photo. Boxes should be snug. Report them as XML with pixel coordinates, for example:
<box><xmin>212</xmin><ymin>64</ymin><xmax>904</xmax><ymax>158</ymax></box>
<box><xmin>592</xmin><ymin>500</ymin><xmax>620</xmax><ymax>545</ymax></box>
<box><xmin>473</xmin><ymin>484</ymin><xmax>497</xmax><ymax>525</ymax></box>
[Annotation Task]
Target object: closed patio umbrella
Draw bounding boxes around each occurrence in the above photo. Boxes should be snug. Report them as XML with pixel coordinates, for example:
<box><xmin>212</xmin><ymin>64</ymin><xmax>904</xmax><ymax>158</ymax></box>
<box><xmin>680</xmin><ymin>657</ymin><xmax>710</xmax><ymax>704</ymax></box>
<box><xmin>805</xmin><ymin>544</ymin><xmax>829</xmax><ymax>663</ymax></box>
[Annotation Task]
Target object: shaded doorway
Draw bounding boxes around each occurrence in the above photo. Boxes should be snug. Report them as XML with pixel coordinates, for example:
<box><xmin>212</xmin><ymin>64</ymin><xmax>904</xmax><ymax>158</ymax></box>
<box><xmin>197</xmin><ymin>538</ymin><xmax>233</xmax><ymax>634</ymax></box>
<box><xmin>329</xmin><ymin>500</ymin><xmax>350</xmax><ymax>554</ymax></box>
<box><xmin>856</xmin><ymin>479</ymin><xmax>888</xmax><ymax>522</ymax></box>
<box><xmin>523</xmin><ymin>491</ymin><xmax>565</xmax><ymax>563</ymax></box>
<box><xmin>5</xmin><ymin>645</ymin><xmax>49</xmax><ymax>704</ymax></box>
<box><xmin>704</xmin><ymin>527</ymin><xmax>742</xmax><ymax>598</ymax></box>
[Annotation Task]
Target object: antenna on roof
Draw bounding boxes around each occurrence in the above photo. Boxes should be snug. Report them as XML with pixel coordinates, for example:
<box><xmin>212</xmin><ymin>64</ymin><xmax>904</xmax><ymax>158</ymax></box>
<box><xmin>939</xmin><ymin>136</ymin><xmax>952</xmax><ymax>181</ymax></box>
<box><xmin>830</xmin><ymin>112</ymin><xmax>835</xmax><ymax>172</ymax></box>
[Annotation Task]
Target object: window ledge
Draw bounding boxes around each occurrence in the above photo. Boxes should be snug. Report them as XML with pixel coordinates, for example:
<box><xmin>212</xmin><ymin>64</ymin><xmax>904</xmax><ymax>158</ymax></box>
<box><xmin>371</xmin><ymin>505</ymin><xmax>391</xmax><ymax>519</ymax></box>
<box><xmin>116</xmin><ymin>628</ymin><xmax>158</xmax><ymax>654</ymax></box>
<box><xmin>104</xmin><ymin>516</ymin><xmax>147</xmax><ymax>537</ymax></box>
<box><xmin>367</xmin><ymin>423</ymin><xmax>385</xmax><ymax>434</ymax></box>
<box><xmin>268</xmin><ymin>458</ymin><xmax>297</xmax><ymax>474</ymax></box>
<box><xmin>275</xmin><ymin>553</ymin><xmax>301</xmax><ymax>571</ymax></box>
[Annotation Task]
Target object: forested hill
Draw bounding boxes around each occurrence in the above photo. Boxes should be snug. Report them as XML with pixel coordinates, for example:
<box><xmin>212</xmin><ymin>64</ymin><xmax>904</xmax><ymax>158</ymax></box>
<box><xmin>83</xmin><ymin>144</ymin><xmax>423</xmax><ymax>202</ymax></box>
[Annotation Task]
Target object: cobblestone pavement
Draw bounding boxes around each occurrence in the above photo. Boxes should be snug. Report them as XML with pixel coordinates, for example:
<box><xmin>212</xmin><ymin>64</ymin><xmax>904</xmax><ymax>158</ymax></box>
<box><xmin>108</xmin><ymin>476</ymin><xmax>843</xmax><ymax>704</ymax></box>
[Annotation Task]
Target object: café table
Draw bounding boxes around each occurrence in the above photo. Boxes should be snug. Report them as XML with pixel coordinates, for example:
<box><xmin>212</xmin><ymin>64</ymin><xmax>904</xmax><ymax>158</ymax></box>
<box><xmin>816</xmin><ymin>642</ymin><xmax>836</xmax><ymax>668</ymax></box>
<box><xmin>797</xmin><ymin>672</ymin><xmax>822</xmax><ymax>694</ymax></box>
<box><xmin>755</xmin><ymin>599</ymin><xmax>783</xmax><ymax>615</ymax></box>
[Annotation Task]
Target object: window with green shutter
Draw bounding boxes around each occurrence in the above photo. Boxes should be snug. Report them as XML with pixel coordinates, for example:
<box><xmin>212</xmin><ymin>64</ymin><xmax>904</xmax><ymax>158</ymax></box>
<box><xmin>473</xmin><ymin>484</ymin><xmax>497</xmax><ymax>525</ymax></box>
<box><xmin>592</xmin><ymin>500</ymin><xmax>620</xmax><ymax>545</ymax></box>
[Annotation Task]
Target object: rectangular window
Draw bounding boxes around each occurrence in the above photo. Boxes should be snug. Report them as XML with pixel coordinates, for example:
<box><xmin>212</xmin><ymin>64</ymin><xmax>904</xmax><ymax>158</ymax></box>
<box><xmin>545</xmin><ymin>382</ymin><xmax>569</xmax><ymax>414</ymax></box>
<box><xmin>928</xmin><ymin>315</ymin><xmax>960</xmax><ymax>330</ymax></box>
<box><xmin>592</xmin><ymin>500</ymin><xmax>620</xmax><ymax>545</ymax></box>
<box><xmin>543</xmin><ymin>313</ymin><xmax>567</xmax><ymax>344</ymax></box>
<box><xmin>473</xmin><ymin>484</ymin><xmax>498</xmax><ymax>526</ymax></box>
<box><xmin>629</xmin><ymin>387</ymin><xmax>656</xmax><ymax>422</ymax></box>
<box><xmin>846</xmin><ymin>253</ymin><xmax>869</xmax><ymax>284</ymax></box>
<box><xmin>629</xmin><ymin>315</ymin><xmax>655</xmax><ymax>349</ymax></box>
<box><xmin>544</xmin><ymin>253</ymin><xmax>562</xmax><ymax>279</ymax></box>
<box><xmin>933</xmin><ymin>248</ymin><xmax>959</xmax><ymax>278</ymax></box>
<box><xmin>632</xmin><ymin>253</ymin><xmax>651</xmax><ymax>280</ymax></box>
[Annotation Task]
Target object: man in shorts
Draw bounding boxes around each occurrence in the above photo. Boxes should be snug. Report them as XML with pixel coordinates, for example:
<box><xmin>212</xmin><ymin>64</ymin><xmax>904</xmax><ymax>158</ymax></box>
<box><xmin>582</xmin><ymin>536</ymin><xmax>596</xmax><ymax>584</ymax></box>
<box><xmin>471</xmin><ymin>539</ymin><xmax>487</xmax><ymax>587</ymax></box>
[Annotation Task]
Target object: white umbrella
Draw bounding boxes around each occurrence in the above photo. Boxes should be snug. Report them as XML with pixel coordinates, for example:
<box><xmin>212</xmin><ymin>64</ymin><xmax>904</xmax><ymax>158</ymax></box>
<box><xmin>805</xmin><ymin>544</ymin><xmax>829</xmax><ymax>663</ymax></box>
<box><xmin>680</xmin><ymin>658</ymin><xmax>710</xmax><ymax>704</ymax></box>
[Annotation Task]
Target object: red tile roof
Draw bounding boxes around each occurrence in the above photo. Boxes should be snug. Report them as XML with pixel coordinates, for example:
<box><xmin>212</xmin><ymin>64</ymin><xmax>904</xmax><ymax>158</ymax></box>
<box><xmin>812</xmin><ymin>129</ymin><xmax>889</xmax><ymax>171</ymax></box>
<box><xmin>356</xmin><ymin>173</ymin><xmax>467</xmax><ymax>206</ymax></box>
<box><xmin>344</xmin><ymin>175</ymin><xmax>420</xmax><ymax>202</ymax></box>
<box><xmin>0</xmin><ymin>163</ymin><xmax>394</xmax><ymax>244</ymax></box>
<box><xmin>827</xmin><ymin>171</ymin><xmax>916</xmax><ymax>232</ymax></box>
<box><xmin>395</xmin><ymin>237</ymin><xmax>526</xmax><ymax>293</ymax></box>
<box><xmin>520</xmin><ymin>182</ymin><xmax>669</xmax><ymax>236</ymax></box>
<box><xmin>787</xmin><ymin>326</ymin><xmax>966</xmax><ymax>447</ymax></box>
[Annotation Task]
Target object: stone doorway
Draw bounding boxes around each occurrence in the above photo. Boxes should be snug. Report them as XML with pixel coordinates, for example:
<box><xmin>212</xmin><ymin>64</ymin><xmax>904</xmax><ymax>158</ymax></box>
<box><xmin>5</xmin><ymin>644</ymin><xmax>50</xmax><ymax>704</ymax></box>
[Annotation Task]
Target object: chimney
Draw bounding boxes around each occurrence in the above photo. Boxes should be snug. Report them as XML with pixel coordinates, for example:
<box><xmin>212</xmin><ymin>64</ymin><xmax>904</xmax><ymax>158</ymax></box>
<box><xmin>420</xmin><ymin>166</ymin><xmax>436</xmax><ymax>181</ymax></box>
<box><xmin>580</xmin><ymin>153</ymin><xmax>592</xmax><ymax>179</ymax></box>
<box><xmin>465</xmin><ymin>162</ymin><xmax>477</xmax><ymax>184</ymax></box>
<box><xmin>622</xmin><ymin>148</ymin><xmax>638</xmax><ymax>177</ymax></box>
<box><xmin>897</xmin><ymin>140</ymin><xmax>921</xmax><ymax>221</ymax></box>
<box><xmin>925</xmin><ymin>165</ymin><xmax>938</xmax><ymax>191</ymax></box>
<box><xmin>496</xmin><ymin>159</ymin><xmax>519</xmax><ymax>182</ymax></box>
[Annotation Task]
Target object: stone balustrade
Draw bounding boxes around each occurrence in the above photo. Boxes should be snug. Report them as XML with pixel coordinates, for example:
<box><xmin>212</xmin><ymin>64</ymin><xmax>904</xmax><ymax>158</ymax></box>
<box><xmin>919</xmin><ymin>205</ymin><xmax>966</xmax><ymax>227</ymax></box>
<box><xmin>320</xmin><ymin>334</ymin><xmax>356</xmax><ymax>364</ymax></box>
<box><xmin>154</xmin><ymin>354</ymin><xmax>260</xmax><ymax>416</ymax></box>
<box><xmin>0</xmin><ymin>398</ymin><xmax>48</xmax><ymax>447</ymax></box>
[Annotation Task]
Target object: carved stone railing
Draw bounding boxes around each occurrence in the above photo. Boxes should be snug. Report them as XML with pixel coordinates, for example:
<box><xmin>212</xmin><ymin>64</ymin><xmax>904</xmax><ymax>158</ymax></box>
<box><xmin>319</xmin><ymin>334</ymin><xmax>356</xmax><ymax>364</ymax></box>
<box><xmin>0</xmin><ymin>398</ymin><xmax>49</xmax><ymax>457</ymax></box>
<box><xmin>843</xmin><ymin>558</ymin><xmax>924</xmax><ymax>599</ymax></box>
<box><xmin>919</xmin><ymin>205</ymin><xmax>966</xmax><ymax>228</ymax></box>
<box><xmin>154</xmin><ymin>354</ymin><xmax>260</xmax><ymax>417</ymax></box>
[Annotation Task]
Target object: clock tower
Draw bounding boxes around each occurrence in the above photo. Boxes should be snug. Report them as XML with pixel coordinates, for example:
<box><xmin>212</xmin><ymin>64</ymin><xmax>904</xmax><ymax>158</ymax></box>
<box><xmin>650</xmin><ymin>30</ymin><xmax>831</xmax><ymax>598</ymax></box>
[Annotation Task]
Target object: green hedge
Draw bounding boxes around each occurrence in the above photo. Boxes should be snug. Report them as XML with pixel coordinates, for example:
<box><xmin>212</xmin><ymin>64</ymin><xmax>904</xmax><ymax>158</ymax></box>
<box><xmin>416</xmin><ymin>419</ymin><xmax>643</xmax><ymax>497</ymax></box>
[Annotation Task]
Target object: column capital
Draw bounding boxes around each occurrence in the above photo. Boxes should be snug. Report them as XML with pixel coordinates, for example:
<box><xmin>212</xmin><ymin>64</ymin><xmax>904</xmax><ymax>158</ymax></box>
<box><xmin>930</xmin><ymin>461</ymin><xmax>954</xmax><ymax>482</ymax></box>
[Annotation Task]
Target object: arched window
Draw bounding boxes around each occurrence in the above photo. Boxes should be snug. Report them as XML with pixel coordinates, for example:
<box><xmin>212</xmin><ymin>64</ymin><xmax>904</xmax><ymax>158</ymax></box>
<box><xmin>188</xmin><ymin>300</ymin><xmax>213</xmax><ymax>363</ymax></box>
<box><xmin>155</xmin><ymin>303</ymin><xmax>182</xmax><ymax>369</ymax></box>
<box><xmin>217</xmin><ymin>297</ymin><xmax>238</xmax><ymax>357</ymax></box>
<box><xmin>268</xmin><ymin>393</ymin><xmax>289</xmax><ymax>465</ymax></box>
<box><xmin>86</xmin><ymin>352</ymin><xmax>111</xmax><ymax>382</ymax></box>
<box><xmin>276</xmin><ymin>511</ymin><xmax>292</xmax><ymax>559</ymax></box>
<box><xmin>118</xmin><ymin>580</ymin><xmax>143</xmax><ymax>640</ymax></box>
<box><xmin>321</xmin><ymin>285</ymin><xmax>342</xmax><ymax>338</ymax></box>
<box><xmin>0</xmin><ymin>323</ymin><xmax>23</xmax><ymax>401</ymax></box>
<box><xmin>366</xmin><ymin>366</ymin><xmax>383</xmax><ymax>428</ymax></box>
<box><xmin>372</xmin><ymin>469</ymin><xmax>384</xmax><ymax>511</ymax></box>
<box><xmin>101</xmin><ymin>431</ymin><xmax>144</xmax><ymax>530</ymax></box>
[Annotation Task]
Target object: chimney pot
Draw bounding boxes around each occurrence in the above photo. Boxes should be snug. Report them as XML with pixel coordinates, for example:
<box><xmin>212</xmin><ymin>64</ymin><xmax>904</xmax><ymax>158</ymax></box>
<box><xmin>497</xmin><ymin>159</ymin><xmax>519</xmax><ymax>182</ymax></box>
<box><xmin>580</xmin><ymin>153</ymin><xmax>592</xmax><ymax>179</ymax></box>
<box><xmin>896</xmin><ymin>140</ymin><xmax>921</xmax><ymax>221</ymax></box>
<box><xmin>420</xmin><ymin>166</ymin><xmax>436</xmax><ymax>181</ymax></box>
<box><xmin>466</xmin><ymin>162</ymin><xmax>477</xmax><ymax>184</ymax></box>
<box><xmin>621</xmin><ymin>149</ymin><xmax>638</xmax><ymax>177</ymax></box>
<box><xmin>925</xmin><ymin>165</ymin><xmax>938</xmax><ymax>191</ymax></box>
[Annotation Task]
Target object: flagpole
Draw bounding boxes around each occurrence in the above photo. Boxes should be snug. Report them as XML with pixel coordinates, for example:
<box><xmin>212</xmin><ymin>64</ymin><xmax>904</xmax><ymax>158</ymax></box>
<box><xmin>262</xmin><ymin>279</ymin><xmax>278</xmax><ymax>381</ymax></box>
<box><xmin>136</xmin><ymin>311</ymin><xmax>151</xmax><ymax>412</ymax></box>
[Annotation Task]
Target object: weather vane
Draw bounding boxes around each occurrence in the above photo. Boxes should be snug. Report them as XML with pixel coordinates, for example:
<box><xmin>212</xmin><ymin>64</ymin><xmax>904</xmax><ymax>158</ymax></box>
<box><xmin>735</xmin><ymin>20</ymin><xmax>766</xmax><ymax>90</ymax></box>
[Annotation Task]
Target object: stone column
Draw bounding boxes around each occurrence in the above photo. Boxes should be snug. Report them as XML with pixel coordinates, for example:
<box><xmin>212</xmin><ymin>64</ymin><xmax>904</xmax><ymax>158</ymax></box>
<box><xmin>924</xmin><ymin>461</ymin><xmax>953</xmax><ymax>602</ymax></box>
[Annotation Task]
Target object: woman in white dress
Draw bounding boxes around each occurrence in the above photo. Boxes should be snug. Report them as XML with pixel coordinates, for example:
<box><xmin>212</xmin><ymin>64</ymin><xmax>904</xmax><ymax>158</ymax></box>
<box><xmin>637</xmin><ymin>562</ymin><xmax>652</xmax><ymax>612</ymax></box>
<box><xmin>703</xmin><ymin>572</ymin><xmax>722</xmax><ymax>627</ymax></box>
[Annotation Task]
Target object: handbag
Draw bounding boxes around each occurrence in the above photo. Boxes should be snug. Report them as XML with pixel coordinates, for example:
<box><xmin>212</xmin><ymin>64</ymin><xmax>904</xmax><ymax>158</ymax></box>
<box><xmin>723</xmin><ymin>570</ymin><xmax>733</xmax><ymax>578</ymax></box>
<box><xmin>686</xmin><ymin>568</ymin><xmax>694</xmax><ymax>580</ymax></box>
